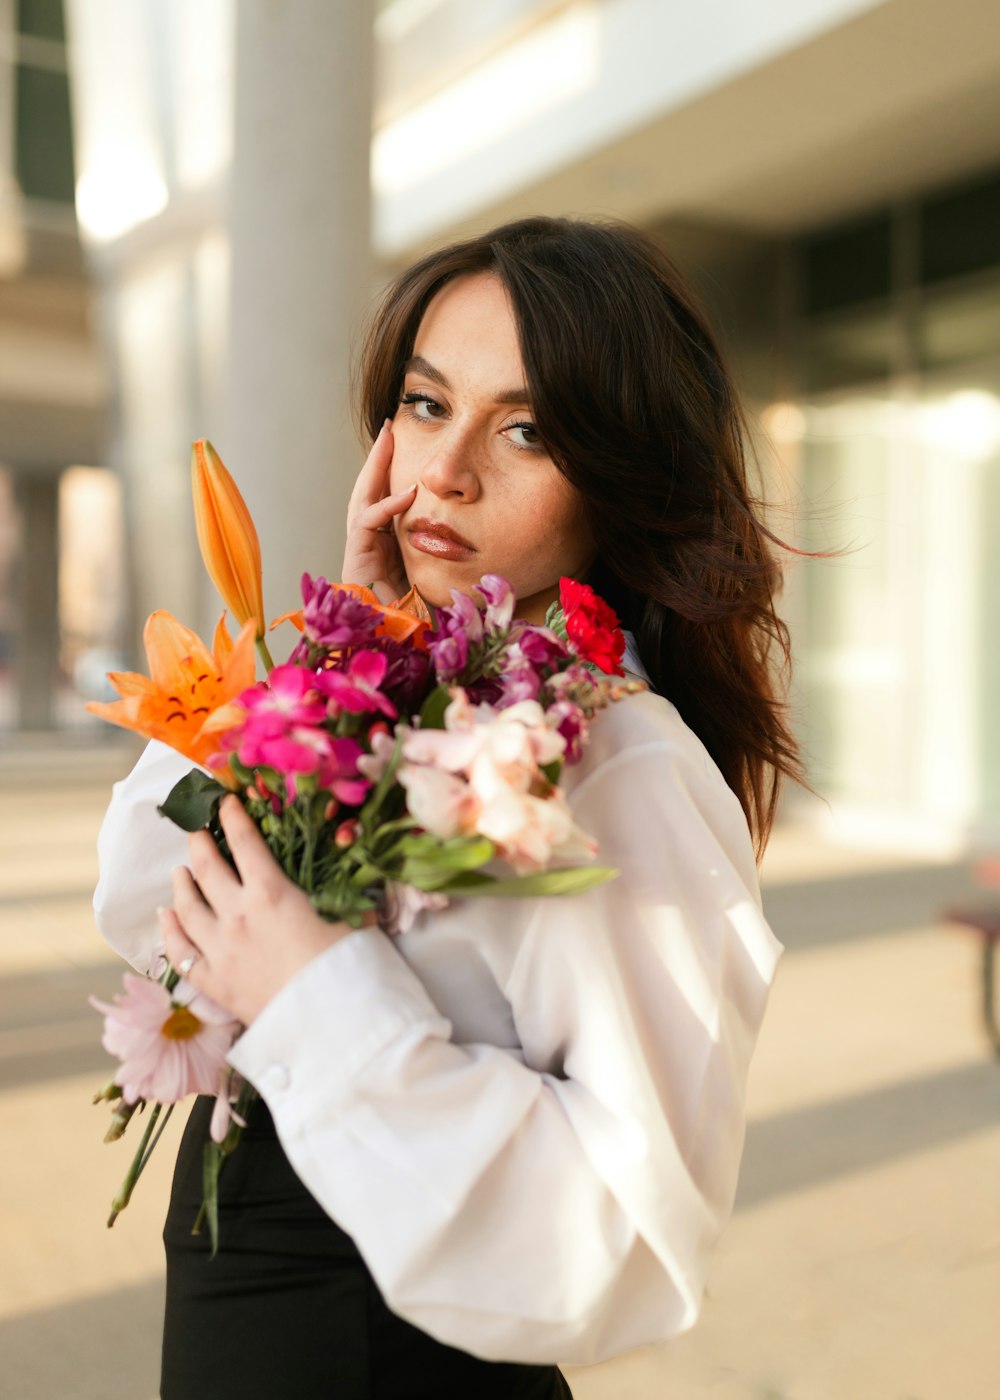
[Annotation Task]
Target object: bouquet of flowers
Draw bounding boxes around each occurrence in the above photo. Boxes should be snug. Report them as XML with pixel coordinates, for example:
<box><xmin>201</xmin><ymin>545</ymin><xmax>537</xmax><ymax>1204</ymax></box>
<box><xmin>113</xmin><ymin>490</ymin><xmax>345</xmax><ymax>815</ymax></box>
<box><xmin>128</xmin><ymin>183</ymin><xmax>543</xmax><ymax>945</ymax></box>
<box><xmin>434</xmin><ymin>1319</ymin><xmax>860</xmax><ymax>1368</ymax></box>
<box><xmin>88</xmin><ymin>440</ymin><xmax>644</xmax><ymax>1252</ymax></box>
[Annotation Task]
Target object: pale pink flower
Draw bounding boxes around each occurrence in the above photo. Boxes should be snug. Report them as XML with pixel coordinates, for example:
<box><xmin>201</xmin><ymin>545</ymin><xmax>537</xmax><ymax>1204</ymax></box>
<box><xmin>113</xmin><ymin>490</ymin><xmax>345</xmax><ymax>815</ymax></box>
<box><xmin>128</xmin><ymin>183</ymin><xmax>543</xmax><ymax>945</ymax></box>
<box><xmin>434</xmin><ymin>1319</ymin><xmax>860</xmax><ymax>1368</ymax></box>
<box><xmin>474</xmin><ymin>574</ymin><xmax>515</xmax><ymax>630</ymax></box>
<box><xmin>397</xmin><ymin>763</ymin><xmax>479</xmax><ymax>838</ymax></box>
<box><xmin>396</xmin><ymin>689</ymin><xmax>589</xmax><ymax>870</ymax></box>
<box><xmin>90</xmin><ymin>974</ymin><xmax>240</xmax><ymax>1105</ymax></box>
<box><xmin>378</xmin><ymin>881</ymin><xmax>450</xmax><ymax>936</ymax></box>
<box><xmin>210</xmin><ymin>1068</ymin><xmax>248</xmax><ymax>1144</ymax></box>
<box><xmin>473</xmin><ymin>779</ymin><xmax>598</xmax><ymax>873</ymax></box>
<box><xmin>357</xmin><ymin>726</ymin><xmax>404</xmax><ymax>781</ymax></box>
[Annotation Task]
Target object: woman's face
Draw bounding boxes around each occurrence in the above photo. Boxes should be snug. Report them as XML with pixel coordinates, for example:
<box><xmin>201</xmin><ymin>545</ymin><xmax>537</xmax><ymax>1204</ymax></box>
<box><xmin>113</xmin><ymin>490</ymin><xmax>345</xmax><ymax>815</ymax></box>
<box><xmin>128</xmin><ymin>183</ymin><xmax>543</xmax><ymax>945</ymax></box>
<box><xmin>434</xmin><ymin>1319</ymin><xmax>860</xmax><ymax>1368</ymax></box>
<box><xmin>389</xmin><ymin>272</ymin><xmax>594</xmax><ymax>622</ymax></box>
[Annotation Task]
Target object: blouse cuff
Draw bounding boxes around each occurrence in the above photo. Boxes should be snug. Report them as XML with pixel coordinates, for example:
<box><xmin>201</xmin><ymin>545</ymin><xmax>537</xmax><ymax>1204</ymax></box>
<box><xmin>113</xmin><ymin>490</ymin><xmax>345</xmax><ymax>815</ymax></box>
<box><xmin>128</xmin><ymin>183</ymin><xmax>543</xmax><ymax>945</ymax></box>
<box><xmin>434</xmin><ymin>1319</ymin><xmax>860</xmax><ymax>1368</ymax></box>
<box><xmin>227</xmin><ymin>928</ymin><xmax>452</xmax><ymax>1128</ymax></box>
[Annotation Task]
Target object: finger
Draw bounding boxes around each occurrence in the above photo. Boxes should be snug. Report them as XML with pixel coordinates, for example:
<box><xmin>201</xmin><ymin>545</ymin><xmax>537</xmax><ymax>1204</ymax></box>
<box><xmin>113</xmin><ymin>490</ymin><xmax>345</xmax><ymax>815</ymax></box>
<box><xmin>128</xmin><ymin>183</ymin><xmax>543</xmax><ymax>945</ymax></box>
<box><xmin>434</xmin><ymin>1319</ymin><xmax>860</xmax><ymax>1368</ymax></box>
<box><xmin>158</xmin><ymin>905</ymin><xmax>208</xmax><ymax>980</ymax></box>
<box><xmin>216</xmin><ymin>794</ymin><xmax>285</xmax><ymax>896</ymax></box>
<box><xmin>187</xmin><ymin>828</ymin><xmax>242</xmax><ymax>910</ymax></box>
<box><xmin>171</xmin><ymin>864</ymin><xmax>218</xmax><ymax>943</ymax></box>
<box><xmin>347</xmin><ymin>419</ymin><xmax>394</xmax><ymax>516</ymax></box>
<box><xmin>355</xmin><ymin>482</ymin><xmax>417</xmax><ymax>534</ymax></box>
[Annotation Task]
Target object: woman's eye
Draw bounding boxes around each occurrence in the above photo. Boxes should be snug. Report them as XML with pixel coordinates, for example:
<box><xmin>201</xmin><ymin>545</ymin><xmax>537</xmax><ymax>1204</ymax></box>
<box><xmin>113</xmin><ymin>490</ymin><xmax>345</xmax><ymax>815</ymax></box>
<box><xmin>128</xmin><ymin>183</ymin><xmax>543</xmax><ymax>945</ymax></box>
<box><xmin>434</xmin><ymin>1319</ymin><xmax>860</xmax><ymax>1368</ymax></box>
<box><xmin>504</xmin><ymin>421</ymin><xmax>542</xmax><ymax>451</ymax></box>
<box><xmin>399</xmin><ymin>391</ymin><xmax>446</xmax><ymax>421</ymax></box>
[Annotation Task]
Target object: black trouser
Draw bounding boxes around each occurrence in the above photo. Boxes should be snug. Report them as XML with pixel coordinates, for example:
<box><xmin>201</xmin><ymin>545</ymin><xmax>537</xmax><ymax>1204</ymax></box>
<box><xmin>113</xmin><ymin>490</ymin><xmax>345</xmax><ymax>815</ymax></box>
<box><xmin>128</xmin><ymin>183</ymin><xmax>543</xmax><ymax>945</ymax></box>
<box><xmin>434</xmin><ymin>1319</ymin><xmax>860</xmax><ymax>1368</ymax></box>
<box><xmin>162</xmin><ymin>1094</ymin><xmax>575</xmax><ymax>1399</ymax></box>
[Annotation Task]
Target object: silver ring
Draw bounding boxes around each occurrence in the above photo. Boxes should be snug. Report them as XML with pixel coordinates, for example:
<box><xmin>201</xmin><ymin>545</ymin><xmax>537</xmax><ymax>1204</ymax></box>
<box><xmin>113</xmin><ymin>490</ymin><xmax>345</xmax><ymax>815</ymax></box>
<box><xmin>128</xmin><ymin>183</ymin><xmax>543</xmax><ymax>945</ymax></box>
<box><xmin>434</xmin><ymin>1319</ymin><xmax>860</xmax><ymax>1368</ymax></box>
<box><xmin>177</xmin><ymin>953</ymin><xmax>199</xmax><ymax>976</ymax></box>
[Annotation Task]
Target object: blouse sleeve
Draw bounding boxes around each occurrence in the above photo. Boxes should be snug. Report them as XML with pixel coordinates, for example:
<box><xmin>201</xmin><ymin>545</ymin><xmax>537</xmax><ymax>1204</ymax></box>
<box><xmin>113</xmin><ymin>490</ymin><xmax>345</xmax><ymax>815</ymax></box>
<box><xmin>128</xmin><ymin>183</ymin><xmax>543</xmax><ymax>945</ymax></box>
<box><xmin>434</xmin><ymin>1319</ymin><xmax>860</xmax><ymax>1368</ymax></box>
<box><xmin>92</xmin><ymin>739</ymin><xmax>204</xmax><ymax>976</ymax></box>
<box><xmin>226</xmin><ymin>723</ymin><xmax>786</xmax><ymax>1367</ymax></box>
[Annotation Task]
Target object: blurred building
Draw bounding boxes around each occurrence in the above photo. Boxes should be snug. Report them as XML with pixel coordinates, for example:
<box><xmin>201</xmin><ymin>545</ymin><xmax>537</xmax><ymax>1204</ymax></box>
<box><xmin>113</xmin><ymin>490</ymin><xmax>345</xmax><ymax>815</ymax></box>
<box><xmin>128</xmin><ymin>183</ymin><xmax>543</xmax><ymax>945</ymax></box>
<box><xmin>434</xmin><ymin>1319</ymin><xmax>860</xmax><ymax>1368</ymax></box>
<box><xmin>0</xmin><ymin>0</ymin><xmax>108</xmax><ymax>732</ymax></box>
<box><xmin>6</xmin><ymin>0</ymin><xmax>1000</xmax><ymax>852</ymax></box>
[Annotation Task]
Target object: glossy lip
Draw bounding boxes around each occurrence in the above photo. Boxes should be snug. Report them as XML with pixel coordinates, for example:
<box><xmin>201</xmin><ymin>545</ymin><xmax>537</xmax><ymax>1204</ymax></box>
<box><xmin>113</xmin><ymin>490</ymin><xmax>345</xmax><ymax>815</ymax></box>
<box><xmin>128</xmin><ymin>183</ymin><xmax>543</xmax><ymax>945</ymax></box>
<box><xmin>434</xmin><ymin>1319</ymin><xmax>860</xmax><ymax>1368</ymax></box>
<box><xmin>400</xmin><ymin>520</ymin><xmax>476</xmax><ymax>551</ymax></box>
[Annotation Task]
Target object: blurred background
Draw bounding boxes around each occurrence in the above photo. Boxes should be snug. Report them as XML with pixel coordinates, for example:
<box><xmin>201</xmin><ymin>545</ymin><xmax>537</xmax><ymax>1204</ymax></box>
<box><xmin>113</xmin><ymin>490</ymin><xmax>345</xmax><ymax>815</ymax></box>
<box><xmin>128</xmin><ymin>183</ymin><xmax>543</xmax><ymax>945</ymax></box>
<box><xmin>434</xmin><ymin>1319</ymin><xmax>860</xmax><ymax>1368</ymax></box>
<box><xmin>1</xmin><ymin>1</ymin><xmax>998</xmax><ymax>1396</ymax></box>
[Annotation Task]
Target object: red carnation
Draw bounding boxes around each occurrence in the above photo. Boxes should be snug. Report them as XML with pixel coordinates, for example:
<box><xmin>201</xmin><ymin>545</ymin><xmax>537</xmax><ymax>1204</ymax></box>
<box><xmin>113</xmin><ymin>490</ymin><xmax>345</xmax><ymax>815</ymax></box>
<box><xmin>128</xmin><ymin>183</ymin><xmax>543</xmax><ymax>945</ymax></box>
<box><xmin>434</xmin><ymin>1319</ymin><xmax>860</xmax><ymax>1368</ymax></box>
<box><xmin>558</xmin><ymin>578</ymin><xmax>626</xmax><ymax>675</ymax></box>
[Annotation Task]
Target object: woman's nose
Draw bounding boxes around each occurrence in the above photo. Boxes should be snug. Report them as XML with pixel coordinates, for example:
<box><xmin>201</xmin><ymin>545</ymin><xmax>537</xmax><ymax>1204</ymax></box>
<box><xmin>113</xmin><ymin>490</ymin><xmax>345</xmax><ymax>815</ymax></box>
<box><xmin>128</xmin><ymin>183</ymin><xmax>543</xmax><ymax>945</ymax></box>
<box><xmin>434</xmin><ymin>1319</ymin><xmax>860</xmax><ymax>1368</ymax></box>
<box><xmin>418</xmin><ymin>427</ymin><xmax>482</xmax><ymax>502</ymax></box>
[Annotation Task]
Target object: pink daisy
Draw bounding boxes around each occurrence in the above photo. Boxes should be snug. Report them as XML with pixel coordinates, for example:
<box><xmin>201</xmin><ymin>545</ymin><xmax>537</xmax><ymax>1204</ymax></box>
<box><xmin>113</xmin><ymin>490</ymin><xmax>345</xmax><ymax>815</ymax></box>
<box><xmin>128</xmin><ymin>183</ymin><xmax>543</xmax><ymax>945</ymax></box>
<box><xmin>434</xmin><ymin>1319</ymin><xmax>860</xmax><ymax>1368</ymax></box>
<box><xmin>90</xmin><ymin>974</ymin><xmax>241</xmax><ymax>1104</ymax></box>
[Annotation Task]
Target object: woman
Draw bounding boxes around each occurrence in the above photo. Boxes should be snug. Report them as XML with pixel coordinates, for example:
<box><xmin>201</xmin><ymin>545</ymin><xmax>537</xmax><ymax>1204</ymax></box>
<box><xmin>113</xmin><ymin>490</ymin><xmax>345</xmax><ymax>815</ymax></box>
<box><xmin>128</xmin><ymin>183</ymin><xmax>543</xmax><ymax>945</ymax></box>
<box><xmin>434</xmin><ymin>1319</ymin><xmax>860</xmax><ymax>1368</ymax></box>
<box><xmin>93</xmin><ymin>216</ymin><xmax>799</xmax><ymax>1398</ymax></box>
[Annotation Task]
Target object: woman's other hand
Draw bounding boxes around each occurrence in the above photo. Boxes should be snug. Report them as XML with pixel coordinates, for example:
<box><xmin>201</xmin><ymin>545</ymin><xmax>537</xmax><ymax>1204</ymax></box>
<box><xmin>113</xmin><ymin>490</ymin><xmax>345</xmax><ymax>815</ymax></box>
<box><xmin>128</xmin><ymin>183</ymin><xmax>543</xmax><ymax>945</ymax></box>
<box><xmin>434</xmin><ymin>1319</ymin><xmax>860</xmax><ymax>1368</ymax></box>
<box><xmin>158</xmin><ymin>795</ymin><xmax>360</xmax><ymax>1026</ymax></box>
<box><xmin>342</xmin><ymin>419</ymin><xmax>415</xmax><ymax>604</ymax></box>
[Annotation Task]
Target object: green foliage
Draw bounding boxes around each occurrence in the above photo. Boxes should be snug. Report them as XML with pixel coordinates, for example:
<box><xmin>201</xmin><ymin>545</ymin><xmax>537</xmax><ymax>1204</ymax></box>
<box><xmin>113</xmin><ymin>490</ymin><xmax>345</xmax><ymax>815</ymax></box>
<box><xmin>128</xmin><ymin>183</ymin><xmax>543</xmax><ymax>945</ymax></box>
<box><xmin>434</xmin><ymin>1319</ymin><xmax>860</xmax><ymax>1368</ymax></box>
<box><xmin>157</xmin><ymin>771</ymin><xmax>228</xmax><ymax>831</ymax></box>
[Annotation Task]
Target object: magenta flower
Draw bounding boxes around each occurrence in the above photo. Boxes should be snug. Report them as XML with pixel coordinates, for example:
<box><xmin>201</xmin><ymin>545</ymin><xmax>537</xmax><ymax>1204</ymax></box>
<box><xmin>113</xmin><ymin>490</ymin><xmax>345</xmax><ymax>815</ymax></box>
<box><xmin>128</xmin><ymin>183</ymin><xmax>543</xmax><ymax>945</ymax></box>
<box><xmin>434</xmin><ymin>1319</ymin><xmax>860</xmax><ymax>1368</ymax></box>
<box><xmin>316</xmin><ymin>650</ymin><xmax>397</xmax><ymax>719</ymax></box>
<box><xmin>315</xmin><ymin>736</ymin><xmax>372</xmax><ymax>805</ymax></box>
<box><xmin>239</xmin><ymin>665</ymin><xmax>328</xmax><ymax>731</ymax></box>
<box><xmin>514</xmin><ymin>625</ymin><xmax>568</xmax><ymax>669</ymax></box>
<box><xmin>90</xmin><ymin>974</ymin><xmax>240</xmax><ymax>1105</ymax></box>
<box><xmin>301</xmin><ymin>573</ymin><xmax>381</xmax><ymax>649</ymax></box>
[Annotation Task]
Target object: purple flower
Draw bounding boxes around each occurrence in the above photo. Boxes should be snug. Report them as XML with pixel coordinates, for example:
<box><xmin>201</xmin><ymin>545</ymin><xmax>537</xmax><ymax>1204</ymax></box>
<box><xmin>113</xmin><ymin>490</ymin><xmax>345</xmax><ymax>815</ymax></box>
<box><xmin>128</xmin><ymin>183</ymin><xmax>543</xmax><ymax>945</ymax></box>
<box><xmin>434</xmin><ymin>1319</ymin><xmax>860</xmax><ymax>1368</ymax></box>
<box><xmin>315</xmin><ymin>651</ymin><xmax>397</xmax><ymax>719</ymax></box>
<box><xmin>498</xmin><ymin>661</ymin><xmax>542</xmax><ymax>706</ymax></box>
<box><xmin>301</xmin><ymin>573</ymin><xmax>381</xmax><ymax>649</ymax></box>
<box><xmin>474</xmin><ymin>574</ymin><xmax>515</xmax><ymax>630</ymax></box>
<box><xmin>378</xmin><ymin>638</ymin><xmax>432</xmax><ymax>711</ymax></box>
<box><xmin>430</xmin><ymin>631</ymin><xmax>469</xmax><ymax>683</ymax></box>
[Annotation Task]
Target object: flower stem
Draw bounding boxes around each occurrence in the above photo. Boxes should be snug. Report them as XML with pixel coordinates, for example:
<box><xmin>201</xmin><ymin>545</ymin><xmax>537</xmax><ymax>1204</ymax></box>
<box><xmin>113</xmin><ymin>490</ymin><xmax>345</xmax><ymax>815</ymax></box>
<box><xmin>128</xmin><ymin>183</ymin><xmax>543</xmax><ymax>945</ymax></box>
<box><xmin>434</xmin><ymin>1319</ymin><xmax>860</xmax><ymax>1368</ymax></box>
<box><xmin>107</xmin><ymin>1099</ymin><xmax>172</xmax><ymax>1227</ymax></box>
<box><xmin>255</xmin><ymin>635</ymin><xmax>276</xmax><ymax>672</ymax></box>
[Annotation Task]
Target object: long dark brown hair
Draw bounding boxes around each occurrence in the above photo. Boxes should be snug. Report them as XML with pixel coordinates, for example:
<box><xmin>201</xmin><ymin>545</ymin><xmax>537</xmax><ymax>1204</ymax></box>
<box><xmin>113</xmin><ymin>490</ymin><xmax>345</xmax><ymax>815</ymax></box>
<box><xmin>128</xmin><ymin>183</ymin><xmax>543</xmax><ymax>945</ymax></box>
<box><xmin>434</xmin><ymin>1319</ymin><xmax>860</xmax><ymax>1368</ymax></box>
<box><xmin>356</xmin><ymin>215</ymin><xmax>806</xmax><ymax>858</ymax></box>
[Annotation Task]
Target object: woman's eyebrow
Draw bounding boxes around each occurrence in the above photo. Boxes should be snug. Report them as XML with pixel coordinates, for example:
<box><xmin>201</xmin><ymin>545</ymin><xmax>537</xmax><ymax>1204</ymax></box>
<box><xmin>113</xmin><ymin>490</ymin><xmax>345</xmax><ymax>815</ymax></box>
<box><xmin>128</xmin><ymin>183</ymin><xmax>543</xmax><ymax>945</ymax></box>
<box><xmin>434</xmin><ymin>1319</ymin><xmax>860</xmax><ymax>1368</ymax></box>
<box><xmin>402</xmin><ymin>355</ymin><xmax>531</xmax><ymax>406</ymax></box>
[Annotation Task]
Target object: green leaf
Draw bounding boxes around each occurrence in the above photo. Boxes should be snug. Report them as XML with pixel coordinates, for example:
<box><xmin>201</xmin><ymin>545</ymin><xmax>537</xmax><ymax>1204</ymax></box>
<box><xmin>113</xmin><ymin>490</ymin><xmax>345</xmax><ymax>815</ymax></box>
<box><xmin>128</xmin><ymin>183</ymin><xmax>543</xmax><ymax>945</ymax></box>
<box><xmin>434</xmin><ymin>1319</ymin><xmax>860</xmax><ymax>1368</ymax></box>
<box><xmin>401</xmin><ymin>836</ymin><xmax>495</xmax><ymax>890</ymax></box>
<box><xmin>418</xmin><ymin>684</ymin><xmax>452</xmax><ymax>731</ymax></box>
<box><xmin>157</xmin><ymin>770</ymin><xmax>228</xmax><ymax>832</ymax></box>
<box><xmin>201</xmin><ymin>1142</ymin><xmax>222</xmax><ymax>1259</ymax></box>
<box><xmin>441</xmin><ymin>866</ymin><xmax>619</xmax><ymax>899</ymax></box>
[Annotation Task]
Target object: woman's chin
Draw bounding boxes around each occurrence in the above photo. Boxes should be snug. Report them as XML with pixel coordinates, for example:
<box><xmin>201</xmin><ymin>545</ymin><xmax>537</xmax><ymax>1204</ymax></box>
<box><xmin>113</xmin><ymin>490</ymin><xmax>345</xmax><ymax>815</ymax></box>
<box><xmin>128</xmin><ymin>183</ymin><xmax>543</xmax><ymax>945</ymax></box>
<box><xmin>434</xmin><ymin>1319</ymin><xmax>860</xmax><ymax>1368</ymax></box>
<box><xmin>402</xmin><ymin>555</ymin><xmax>478</xmax><ymax>608</ymax></box>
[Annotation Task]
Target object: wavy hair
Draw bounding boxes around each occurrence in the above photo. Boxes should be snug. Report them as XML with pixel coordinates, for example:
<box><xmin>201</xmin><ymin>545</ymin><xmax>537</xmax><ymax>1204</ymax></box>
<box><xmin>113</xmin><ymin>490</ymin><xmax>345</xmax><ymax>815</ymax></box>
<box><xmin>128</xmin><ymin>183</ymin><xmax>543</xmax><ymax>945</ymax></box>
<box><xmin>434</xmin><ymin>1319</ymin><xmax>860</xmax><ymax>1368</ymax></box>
<box><xmin>356</xmin><ymin>216</ymin><xmax>806</xmax><ymax>858</ymax></box>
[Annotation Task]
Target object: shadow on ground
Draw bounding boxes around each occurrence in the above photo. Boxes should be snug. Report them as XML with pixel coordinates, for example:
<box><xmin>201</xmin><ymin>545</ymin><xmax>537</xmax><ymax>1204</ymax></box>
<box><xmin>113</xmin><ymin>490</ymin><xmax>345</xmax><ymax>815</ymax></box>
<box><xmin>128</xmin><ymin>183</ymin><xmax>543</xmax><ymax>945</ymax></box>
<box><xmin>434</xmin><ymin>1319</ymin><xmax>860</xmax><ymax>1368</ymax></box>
<box><xmin>3</xmin><ymin>1278</ymin><xmax>164</xmax><ymax>1400</ymax></box>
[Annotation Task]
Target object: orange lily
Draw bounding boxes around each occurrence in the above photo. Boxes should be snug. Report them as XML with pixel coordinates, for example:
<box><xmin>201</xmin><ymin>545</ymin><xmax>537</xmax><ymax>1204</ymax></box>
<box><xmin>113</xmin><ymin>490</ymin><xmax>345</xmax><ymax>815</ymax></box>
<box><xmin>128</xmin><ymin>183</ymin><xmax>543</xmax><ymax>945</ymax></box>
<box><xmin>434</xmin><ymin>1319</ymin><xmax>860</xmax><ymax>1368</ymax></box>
<box><xmin>270</xmin><ymin>583</ymin><xmax>432</xmax><ymax>649</ymax></box>
<box><xmin>86</xmin><ymin>611</ymin><xmax>256</xmax><ymax>782</ymax></box>
<box><xmin>191</xmin><ymin>440</ymin><xmax>266</xmax><ymax>645</ymax></box>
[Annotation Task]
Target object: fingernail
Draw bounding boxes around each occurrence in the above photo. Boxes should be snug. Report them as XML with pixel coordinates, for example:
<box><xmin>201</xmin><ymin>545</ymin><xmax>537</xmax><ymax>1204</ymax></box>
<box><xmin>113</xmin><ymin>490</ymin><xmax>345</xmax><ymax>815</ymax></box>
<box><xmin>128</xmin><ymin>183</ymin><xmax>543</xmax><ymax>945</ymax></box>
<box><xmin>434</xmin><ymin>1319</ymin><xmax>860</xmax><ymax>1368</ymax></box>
<box><xmin>380</xmin><ymin>417</ymin><xmax>392</xmax><ymax>436</ymax></box>
<box><xmin>401</xmin><ymin>482</ymin><xmax>417</xmax><ymax>494</ymax></box>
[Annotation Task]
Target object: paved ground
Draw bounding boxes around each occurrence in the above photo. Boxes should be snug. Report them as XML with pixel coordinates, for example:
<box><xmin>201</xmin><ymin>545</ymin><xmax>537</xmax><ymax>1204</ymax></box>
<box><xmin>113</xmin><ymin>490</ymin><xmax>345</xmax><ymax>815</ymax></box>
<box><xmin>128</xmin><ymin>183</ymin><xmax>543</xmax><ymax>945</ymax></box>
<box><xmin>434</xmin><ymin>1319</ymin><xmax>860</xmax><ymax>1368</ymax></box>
<box><xmin>1</xmin><ymin>738</ymin><xmax>997</xmax><ymax>1399</ymax></box>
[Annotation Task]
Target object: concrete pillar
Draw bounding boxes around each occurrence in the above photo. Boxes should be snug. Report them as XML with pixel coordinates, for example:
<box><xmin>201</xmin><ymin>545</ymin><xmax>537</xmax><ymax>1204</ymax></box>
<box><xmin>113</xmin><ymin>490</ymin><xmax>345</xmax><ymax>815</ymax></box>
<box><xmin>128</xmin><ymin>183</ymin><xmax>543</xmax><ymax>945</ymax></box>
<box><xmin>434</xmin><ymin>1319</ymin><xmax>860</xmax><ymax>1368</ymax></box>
<box><xmin>14</xmin><ymin>473</ymin><xmax>60</xmax><ymax>730</ymax></box>
<box><xmin>223</xmin><ymin>0</ymin><xmax>374</xmax><ymax>629</ymax></box>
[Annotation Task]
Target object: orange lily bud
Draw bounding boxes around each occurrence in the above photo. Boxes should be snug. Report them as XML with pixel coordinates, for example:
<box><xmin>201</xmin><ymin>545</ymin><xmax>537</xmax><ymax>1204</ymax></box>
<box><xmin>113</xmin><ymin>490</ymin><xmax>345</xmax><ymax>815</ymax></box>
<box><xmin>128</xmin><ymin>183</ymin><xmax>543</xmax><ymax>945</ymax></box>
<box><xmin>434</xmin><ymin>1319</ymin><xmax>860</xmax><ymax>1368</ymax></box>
<box><xmin>191</xmin><ymin>440</ymin><xmax>266</xmax><ymax>639</ymax></box>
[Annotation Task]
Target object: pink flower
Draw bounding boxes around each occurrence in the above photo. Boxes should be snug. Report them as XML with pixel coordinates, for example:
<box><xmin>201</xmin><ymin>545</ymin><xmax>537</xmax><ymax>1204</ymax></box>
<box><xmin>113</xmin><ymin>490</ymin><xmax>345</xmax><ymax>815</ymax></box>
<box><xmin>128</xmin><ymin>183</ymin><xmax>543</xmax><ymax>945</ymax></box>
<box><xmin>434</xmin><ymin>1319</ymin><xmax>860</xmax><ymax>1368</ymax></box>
<box><xmin>240</xmin><ymin>665</ymin><xmax>328</xmax><ymax>729</ymax></box>
<box><xmin>378</xmin><ymin>882</ymin><xmax>450</xmax><ymax>936</ymax></box>
<box><xmin>357</xmin><ymin>726</ymin><xmax>401</xmax><ymax>781</ymax></box>
<box><xmin>476</xmin><ymin>782</ymin><xmax>597</xmax><ymax>873</ymax></box>
<box><xmin>316</xmin><ymin>650</ymin><xmax>397</xmax><ymax>719</ymax></box>
<box><xmin>210</xmin><ymin>1068</ymin><xmax>248</xmax><ymax>1144</ymax></box>
<box><xmin>90</xmin><ymin>974</ymin><xmax>240</xmax><ymax>1105</ymax></box>
<box><xmin>474</xmin><ymin>574</ymin><xmax>515</xmax><ymax>630</ymax></box>
<box><xmin>397</xmin><ymin>764</ymin><xmax>479</xmax><ymax>838</ymax></box>
<box><xmin>546</xmin><ymin>699</ymin><xmax>589</xmax><ymax>764</ymax></box>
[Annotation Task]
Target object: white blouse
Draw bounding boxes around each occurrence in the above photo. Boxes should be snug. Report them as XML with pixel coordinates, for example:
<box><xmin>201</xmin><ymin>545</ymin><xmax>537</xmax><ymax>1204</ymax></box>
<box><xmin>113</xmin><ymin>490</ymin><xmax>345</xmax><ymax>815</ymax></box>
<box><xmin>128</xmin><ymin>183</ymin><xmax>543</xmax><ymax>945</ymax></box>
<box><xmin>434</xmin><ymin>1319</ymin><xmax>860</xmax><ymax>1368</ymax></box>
<box><xmin>92</xmin><ymin>642</ymin><xmax>785</xmax><ymax>1368</ymax></box>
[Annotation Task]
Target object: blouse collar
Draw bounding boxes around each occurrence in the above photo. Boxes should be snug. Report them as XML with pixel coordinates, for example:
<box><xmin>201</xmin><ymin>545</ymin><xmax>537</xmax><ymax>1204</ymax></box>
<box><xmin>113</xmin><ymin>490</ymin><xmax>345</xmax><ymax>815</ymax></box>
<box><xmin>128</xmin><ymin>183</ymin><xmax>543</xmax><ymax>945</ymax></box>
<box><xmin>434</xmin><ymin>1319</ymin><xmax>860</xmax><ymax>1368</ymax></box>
<box><xmin>621</xmin><ymin>630</ymin><xmax>651</xmax><ymax>685</ymax></box>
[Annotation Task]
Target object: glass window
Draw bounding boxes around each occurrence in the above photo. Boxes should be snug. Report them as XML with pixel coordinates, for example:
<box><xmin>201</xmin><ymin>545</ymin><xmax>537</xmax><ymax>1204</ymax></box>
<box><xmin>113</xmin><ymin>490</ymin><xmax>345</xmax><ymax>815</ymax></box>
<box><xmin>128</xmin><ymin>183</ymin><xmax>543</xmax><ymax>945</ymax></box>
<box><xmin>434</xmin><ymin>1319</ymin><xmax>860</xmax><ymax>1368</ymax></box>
<box><xmin>802</xmin><ymin>214</ymin><xmax>892</xmax><ymax>315</ymax></box>
<box><xmin>921</xmin><ymin>171</ymin><xmax>1000</xmax><ymax>285</ymax></box>
<box><xmin>17</xmin><ymin>0</ymin><xmax>65</xmax><ymax>41</ymax></box>
<box><xmin>15</xmin><ymin>63</ymin><xmax>76</xmax><ymax>203</ymax></box>
<box><xmin>801</xmin><ymin>302</ymin><xmax>896</xmax><ymax>394</ymax></box>
<box><xmin>919</xmin><ymin>274</ymin><xmax>1000</xmax><ymax>370</ymax></box>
